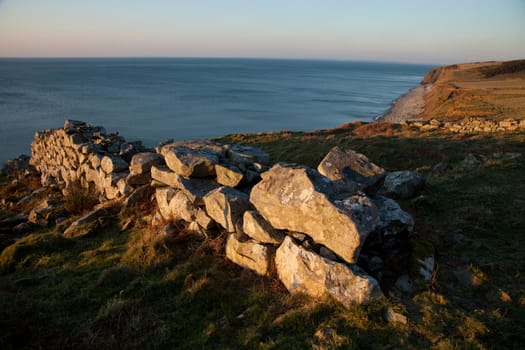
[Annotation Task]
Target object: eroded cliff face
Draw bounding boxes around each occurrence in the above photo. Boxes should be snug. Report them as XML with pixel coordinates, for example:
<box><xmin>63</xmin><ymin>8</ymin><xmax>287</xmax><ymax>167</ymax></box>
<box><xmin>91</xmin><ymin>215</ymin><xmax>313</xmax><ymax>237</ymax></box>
<box><xmin>386</xmin><ymin>60</ymin><xmax>525</xmax><ymax>122</ymax></box>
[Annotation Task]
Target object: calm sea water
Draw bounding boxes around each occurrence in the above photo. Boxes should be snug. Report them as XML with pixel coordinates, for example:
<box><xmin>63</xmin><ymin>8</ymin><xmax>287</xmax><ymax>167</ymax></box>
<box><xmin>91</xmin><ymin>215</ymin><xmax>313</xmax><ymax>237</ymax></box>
<box><xmin>0</xmin><ymin>58</ymin><xmax>433</xmax><ymax>164</ymax></box>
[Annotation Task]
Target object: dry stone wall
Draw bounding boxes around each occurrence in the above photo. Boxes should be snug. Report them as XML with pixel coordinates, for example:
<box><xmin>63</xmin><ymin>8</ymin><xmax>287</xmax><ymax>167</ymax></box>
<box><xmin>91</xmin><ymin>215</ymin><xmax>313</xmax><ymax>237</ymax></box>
<box><xmin>29</xmin><ymin>120</ymin><xmax>427</xmax><ymax>307</ymax></box>
<box><xmin>402</xmin><ymin>117</ymin><xmax>525</xmax><ymax>133</ymax></box>
<box><xmin>30</xmin><ymin>120</ymin><xmax>146</xmax><ymax>200</ymax></box>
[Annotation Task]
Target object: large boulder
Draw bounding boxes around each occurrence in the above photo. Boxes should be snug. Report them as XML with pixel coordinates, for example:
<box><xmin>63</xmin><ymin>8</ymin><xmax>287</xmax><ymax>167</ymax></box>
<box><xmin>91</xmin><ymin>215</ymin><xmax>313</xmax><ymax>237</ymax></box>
<box><xmin>242</xmin><ymin>210</ymin><xmax>284</xmax><ymax>245</ymax></box>
<box><xmin>380</xmin><ymin>171</ymin><xmax>425</xmax><ymax>199</ymax></box>
<box><xmin>275</xmin><ymin>237</ymin><xmax>383</xmax><ymax>306</ymax></box>
<box><xmin>163</xmin><ymin>146</ymin><xmax>218</xmax><ymax>178</ymax></box>
<box><xmin>225</xmin><ymin>234</ymin><xmax>272</xmax><ymax>275</ymax></box>
<box><xmin>317</xmin><ymin>146</ymin><xmax>385</xmax><ymax>195</ymax></box>
<box><xmin>203</xmin><ymin>186</ymin><xmax>250</xmax><ymax>232</ymax></box>
<box><xmin>250</xmin><ymin>164</ymin><xmax>378</xmax><ymax>263</ymax></box>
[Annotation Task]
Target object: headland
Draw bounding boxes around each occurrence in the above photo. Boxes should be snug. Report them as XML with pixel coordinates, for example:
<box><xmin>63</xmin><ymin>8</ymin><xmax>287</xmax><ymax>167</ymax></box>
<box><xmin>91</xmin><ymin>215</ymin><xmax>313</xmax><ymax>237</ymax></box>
<box><xmin>381</xmin><ymin>59</ymin><xmax>525</xmax><ymax>122</ymax></box>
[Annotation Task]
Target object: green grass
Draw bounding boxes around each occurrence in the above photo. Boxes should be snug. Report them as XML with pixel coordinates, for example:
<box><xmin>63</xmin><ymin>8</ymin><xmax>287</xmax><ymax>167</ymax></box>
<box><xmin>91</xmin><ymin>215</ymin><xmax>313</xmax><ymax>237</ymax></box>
<box><xmin>1</xmin><ymin>123</ymin><xmax>525</xmax><ymax>349</ymax></box>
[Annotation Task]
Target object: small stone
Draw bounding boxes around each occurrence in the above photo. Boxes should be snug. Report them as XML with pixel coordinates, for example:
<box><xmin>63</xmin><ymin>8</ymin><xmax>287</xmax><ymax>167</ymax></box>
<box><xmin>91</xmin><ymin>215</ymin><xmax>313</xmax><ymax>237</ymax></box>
<box><xmin>129</xmin><ymin>152</ymin><xmax>163</xmax><ymax>174</ymax></box>
<box><xmin>195</xmin><ymin>209</ymin><xmax>215</xmax><ymax>230</ymax></box>
<box><xmin>385</xmin><ymin>306</ymin><xmax>408</xmax><ymax>325</ymax></box>
<box><xmin>215</xmin><ymin>163</ymin><xmax>244</xmax><ymax>187</ymax></box>
<box><xmin>101</xmin><ymin>156</ymin><xmax>128</xmax><ymax>174</ymax></box>
<box><xmin>454</xmin><ymin>268</ymin><xmax>483</xmax><ymax>288</ymax></box>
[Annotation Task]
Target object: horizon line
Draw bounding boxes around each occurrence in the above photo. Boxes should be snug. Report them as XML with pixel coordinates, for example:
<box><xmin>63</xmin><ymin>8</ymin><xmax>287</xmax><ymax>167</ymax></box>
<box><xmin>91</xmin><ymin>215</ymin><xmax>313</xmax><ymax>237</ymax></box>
<box><xmin>0</xmin><ymin>55</ymin><xmax>447</xmax><ymax>66</ymax></box>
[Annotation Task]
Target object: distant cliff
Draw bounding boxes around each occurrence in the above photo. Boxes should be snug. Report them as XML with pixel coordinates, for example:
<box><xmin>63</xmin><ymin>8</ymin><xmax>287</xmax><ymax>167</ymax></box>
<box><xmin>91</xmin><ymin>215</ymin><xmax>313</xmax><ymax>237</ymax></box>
<box><xmin>384</xmin><ymin>60</ymin><xmax>525</xmax><ymax>122</ymax></box>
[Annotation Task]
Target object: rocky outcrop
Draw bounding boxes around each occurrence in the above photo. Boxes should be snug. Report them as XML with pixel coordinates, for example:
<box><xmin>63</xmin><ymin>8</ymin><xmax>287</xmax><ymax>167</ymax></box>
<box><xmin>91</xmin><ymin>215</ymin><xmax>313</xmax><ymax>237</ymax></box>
<box><xmin>250</xmin><ymin>163</ymin><xmax>378</xmax><ymax>263</ymax></box>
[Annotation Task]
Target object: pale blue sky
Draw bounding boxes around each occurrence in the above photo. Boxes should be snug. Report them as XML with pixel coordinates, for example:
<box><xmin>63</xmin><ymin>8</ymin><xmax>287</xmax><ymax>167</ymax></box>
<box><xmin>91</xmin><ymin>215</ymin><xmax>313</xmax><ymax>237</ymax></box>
<box><xmin>0</xmin><ymin>0</ymin><xmax>523</xmax><ymax>63</ymax></box>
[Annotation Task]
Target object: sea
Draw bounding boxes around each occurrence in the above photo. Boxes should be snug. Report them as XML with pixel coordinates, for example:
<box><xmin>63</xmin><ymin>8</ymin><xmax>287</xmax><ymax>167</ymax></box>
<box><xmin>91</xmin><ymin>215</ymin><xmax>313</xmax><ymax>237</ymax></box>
<box><xmin>0</xmin><ymin>58</ymin><xmax>434</xmax><ymax>164</ymax></box>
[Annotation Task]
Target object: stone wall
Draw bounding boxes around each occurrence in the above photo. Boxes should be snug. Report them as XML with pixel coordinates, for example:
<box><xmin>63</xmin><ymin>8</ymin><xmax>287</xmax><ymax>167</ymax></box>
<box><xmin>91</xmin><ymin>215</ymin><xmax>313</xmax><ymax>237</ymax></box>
<box><xmin>402</xmin><ymin>117</ymin><xmax>525</xmax><ymax>133</ymax></box>
<box><xmin>28</xmin><ymin>120</ymin><xmax>429</xmax><ymax>307</ymax></box>
<box><xmin>30</xmin><ymin>120</ymin><xmax>146</xmax><ymax>200</ymax></box>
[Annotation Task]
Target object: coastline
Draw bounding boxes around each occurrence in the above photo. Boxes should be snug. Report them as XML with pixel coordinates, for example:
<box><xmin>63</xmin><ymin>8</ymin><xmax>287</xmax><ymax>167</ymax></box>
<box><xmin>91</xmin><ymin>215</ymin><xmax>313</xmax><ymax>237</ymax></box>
<box><xmin>377</xmin><ymin>84</ymin><xmax>432</xmax><ymax>122</ymax></box>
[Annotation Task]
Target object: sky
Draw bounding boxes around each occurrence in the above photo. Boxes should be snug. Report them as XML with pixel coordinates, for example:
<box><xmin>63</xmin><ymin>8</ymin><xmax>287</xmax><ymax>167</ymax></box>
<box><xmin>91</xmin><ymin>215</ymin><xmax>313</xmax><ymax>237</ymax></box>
<box><xmin>0</xmin><ymin>0</ymin><xmax>523</xmax><ymax>64</ymax></box>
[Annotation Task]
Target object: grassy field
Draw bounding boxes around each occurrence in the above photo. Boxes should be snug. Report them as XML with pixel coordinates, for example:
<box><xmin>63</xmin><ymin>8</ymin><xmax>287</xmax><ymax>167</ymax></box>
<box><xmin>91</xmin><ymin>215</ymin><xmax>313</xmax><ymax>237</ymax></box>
<box><xmin>1</xmin><ymin>122</ymin><xmax>524</xmax><ymax>349</ymax></box>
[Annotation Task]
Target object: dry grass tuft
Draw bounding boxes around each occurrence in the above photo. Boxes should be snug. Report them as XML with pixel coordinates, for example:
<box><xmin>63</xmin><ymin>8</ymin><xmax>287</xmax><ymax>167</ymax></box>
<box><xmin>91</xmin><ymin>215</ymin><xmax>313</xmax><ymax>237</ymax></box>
<box><xmin>63</xmin><ymin>181</ymin><xmax>99</xmax><ymax>215</ymax></box>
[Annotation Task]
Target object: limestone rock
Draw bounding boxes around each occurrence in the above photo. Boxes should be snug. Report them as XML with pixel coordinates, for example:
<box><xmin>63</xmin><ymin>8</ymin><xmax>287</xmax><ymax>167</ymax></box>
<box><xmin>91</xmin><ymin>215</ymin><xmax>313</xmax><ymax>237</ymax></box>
<box><xmin>224</xmin><ymin>144</ymin><xmax>270</xmax><ymax>167</ymax></box>
<box><xmin>215</xmin><ymin>163</ymin><xmax>244</xmax><ymax>187</ymax></box>
<box><xmin>203</xmin><ymin>186</ymin><xmax>250</xmax><ymax>232</ymax></box>
<box><xmin>101</xmin><ymin>155</ymin><xmax>129</xmax><ymax>174</ymax></box>
<box><xmin>242</xmin><ymin>210</ymin><xmax>284</xmax><ymax>244</ymax></box>
<box><xmin>126</xmin><ymin>171</ymin><xmax>151</xmax><ymax>185</ymax></box>
<box><xmin>151</xmin><ymin>164</ymin><xmax>181</xmax><ymax>188</ymax></box>
<box><xmin>157</xmin><ymin>139</ymin><xmax>224</xmax><ymax>156</ymax></box>
<box><xmin>155</xmin><ymin>187</ymin><xmax>177</xmax><ymax>220</ymax></box>
<box><xmin>275</xmin><ymin>237</ymin><xmax>382</xmax><ymax>306</ymax></box>
<box><xmin>225</xmin><ymin>234</ymin><xmax>272</xmax><ymax>275</ymax></box>
<box><xmin>251</xmin><ymin>163</ymin><xmax>378</xmax><ymax>263</ymax></box>
<box><xmin>318</xmin><ymin>146</ymin><xmax>385</xmax><ymax>195</ymax></box>
<box><xmin>129</xmin><ymin>152</ymin><xmax>163</xmax><ymax>174</ymax></box>
<box><xmin>195</xmin><ymin>209</ymin><xmax>215</xmax><ymax>229</ymax></box>
<box><xmin>163</xmin><ymin>146</ymin><xmax>218</xmax><ymax>178</ymax></box>
<box><xmin>374</xmin><ymin>195</ymin><xmax>414</xmax><ymax>235</ymax></box>
<box><xmin>385</xmin><ymin>307</ymin><xmax>408</xmax><ymax>325</ymax></box>
<box><xmin>63</xmin><ymin>207</ymin><xmax>107</xmax><ymax>238</ymax></box>
<box><xmin>169</xmin><ymin>191</ymin><xmax>198</xmax><ymax>223</ymax></box>
<box><xmin>151</xmin><ymin>164</ymin><xmax>219</xmax><ymax>205</ymax></box>
<box><xmin>380</xmin><ymin>171</ymin><xmax>425</xmax><ymax>199</ymax></box>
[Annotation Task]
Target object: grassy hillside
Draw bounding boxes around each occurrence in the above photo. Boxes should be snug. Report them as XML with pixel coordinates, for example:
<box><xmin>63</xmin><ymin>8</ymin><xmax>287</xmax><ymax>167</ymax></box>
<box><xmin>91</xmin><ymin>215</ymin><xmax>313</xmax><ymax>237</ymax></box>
<box><xmin>1</xmin><ymin>122</ymin><xmax>525</xmax><ymax>349</ymax></box>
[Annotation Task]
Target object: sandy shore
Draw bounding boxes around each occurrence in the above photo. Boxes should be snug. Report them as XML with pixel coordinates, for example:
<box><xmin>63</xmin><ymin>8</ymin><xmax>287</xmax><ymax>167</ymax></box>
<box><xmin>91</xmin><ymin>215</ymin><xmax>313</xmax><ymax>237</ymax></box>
<box><xmin>378</xmin><ymin>84</ymin><xmax>432</xmax><ymax>122</ymax></box>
